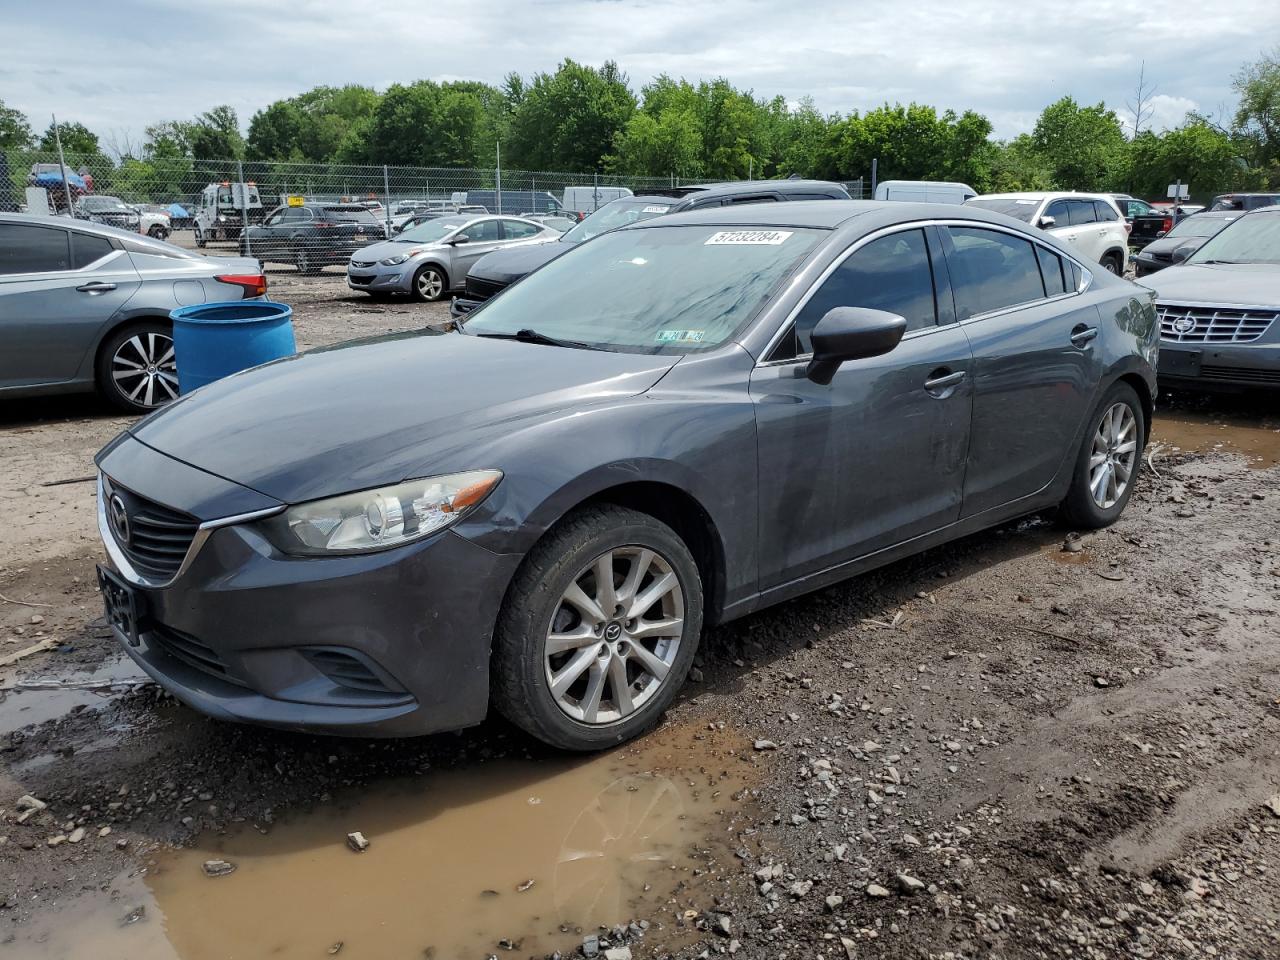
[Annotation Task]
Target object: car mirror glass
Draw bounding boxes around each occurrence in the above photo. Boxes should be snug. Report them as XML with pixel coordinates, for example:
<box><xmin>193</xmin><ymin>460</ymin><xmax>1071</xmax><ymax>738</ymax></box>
<box><xmin>1038</xmin><ymin>215</ymin><xmax>1056</xmax><ymax>229</ymax></box>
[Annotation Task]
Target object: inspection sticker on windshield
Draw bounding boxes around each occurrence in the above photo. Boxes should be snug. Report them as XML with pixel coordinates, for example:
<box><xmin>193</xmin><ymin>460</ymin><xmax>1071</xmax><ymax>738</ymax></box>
<box><xmin>642</xmin><ymin>205</ymin><xmax>669</xmax><ymax>214</ymax></box>
<box><xmin>656</xmin><ymin>329</ymin><xmax>706</xmax><ymax>343</ymax></box>
<box><xmin>705</xmin><ymin>230</ymin><xmax>793</xmax><ymax>246</ymax></box>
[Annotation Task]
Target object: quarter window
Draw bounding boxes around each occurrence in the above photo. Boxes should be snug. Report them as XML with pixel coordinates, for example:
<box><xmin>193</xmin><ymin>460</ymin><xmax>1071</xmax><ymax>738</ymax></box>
<box><xmin>502</xmin><ymin>220</ymin><xmax>540</xmax><ymax>240</ymax></box>
<box><xmin>945</xmin><ymin>226</ymin><xmax>1046</xmax><ymax>320</ymax></box>
<box><xmin>70</xmin><ymin>231</ymin><xmax>114</xmax><ymax>268</ymax></box>
<box><xmin>789</xmin><ymin>229</ymin><xmax>939</xmax><ymax>356</ymax></box>
<box><xmin>0</xmin><ymin>224</ymin><xmax>71</xmax><ymax>274</ymax></box>
<box><xmin>1036</xmin><ymin>246</ymin><xmax>1067</xmax><ymax>297</ymax></box>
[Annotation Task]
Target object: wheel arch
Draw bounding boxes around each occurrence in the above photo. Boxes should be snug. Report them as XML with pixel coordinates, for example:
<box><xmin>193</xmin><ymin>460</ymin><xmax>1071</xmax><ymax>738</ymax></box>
<box><xmin>90</xmin><ymin>312</ymin><xmax>174</xmax><ymax>376</ymax></box>
<box><xmin>1115</xmin><ymin>371</ymin><xmax>1153</xmax><ymax>436</ymax></box>
<box><xmin>414</xmin><ymin>259</ymin><xmax>451</xmax><ymax>290</ymax></box>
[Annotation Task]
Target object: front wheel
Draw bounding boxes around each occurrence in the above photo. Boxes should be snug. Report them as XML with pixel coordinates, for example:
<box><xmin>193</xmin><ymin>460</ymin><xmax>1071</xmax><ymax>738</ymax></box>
<box><xmin>1059</xmin><ymin>382</ymin><xmax>1145</xmax><ymax>529</ymax></box>
<box><xmin>294</xmin><ymin>244</ymin><xmax>320</xmax><ymax>276</ymax></box>
<box><xmin>410</xmin><ymin>264</ymin><xmax>447</xmax><ymax>302</ymax></box>
<box><xmin>148</xmin><ymin>224</ymin><xmax>169</xmax><ymax>240</ymax></box>
<box><xmin>96</xmin><ymin>321</ymin><xmax>180</xmax><ymax>414</ymax></box>
<box><xmin>193</xmin><ymin>226</ymin><xmax>206</xmax><ymax>248</ymax></box>
<box><xmin>492</xmin><ymin>506</ymin><xmax>704</xmax><ymax>751</ymax></box>
<box><xmin>1101</xmin><ymin>252</ymin><xmax>1123</xmax><ymax>275</ymax></box>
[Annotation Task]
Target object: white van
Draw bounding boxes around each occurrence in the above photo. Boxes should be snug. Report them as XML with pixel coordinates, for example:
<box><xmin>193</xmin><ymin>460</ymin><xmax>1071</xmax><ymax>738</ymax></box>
<box><xmin>874</xmin><ymin>180</ymin><xmax>976</xmax><ymax>204</ymax></box>
<box><xmin>562</xmin><ymin>185</ymin><xmax>633</xmax><ymax>216</ymax></box>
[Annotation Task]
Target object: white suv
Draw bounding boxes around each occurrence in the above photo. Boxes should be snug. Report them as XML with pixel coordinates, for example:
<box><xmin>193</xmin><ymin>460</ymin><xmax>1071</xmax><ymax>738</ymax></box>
<box><xmin>966</xmin><ymin>192</ymin><xmax>1129</xmax><ymax>274</ymax></box>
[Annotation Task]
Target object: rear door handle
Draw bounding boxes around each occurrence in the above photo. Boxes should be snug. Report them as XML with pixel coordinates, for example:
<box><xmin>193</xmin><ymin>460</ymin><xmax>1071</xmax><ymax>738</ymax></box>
<box><xmin>1071</xmin><ymin>324</ymin><xmax>1099</xmax><ymax>347</ymax></box>
<box><xmin>924</xmin><ymin>369</ymin><xmax>966</xmax><ymax>395</ymax></box>
<box><xmin>76</xmin><ymin>282</ymin><xmax>116</xmax><ymax>294</ymax></box>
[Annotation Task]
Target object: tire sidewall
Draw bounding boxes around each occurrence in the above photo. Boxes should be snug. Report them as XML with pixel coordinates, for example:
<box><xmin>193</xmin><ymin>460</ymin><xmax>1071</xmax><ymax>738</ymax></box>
<box><xmin>1063</xmin><ymin>381</ymin><xmax>1145</xmax><ymax>528</ymax></box>
<box><xmin>495</xmin><ymin>508</ymin><xmax>703</xmax><ymax>751</ymax></box>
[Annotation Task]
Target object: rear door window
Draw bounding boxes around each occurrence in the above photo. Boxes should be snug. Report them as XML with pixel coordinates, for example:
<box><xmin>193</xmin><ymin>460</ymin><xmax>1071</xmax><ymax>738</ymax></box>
<box><xmin>464</xmin><ymin>220</ymin><xmax>503</xmax><ymax>242</ymax></box>
<box><xmin>501</xmin><ymin>219</ymin><xmax>541</xmax><ymax>240</ymax></box>
<box><xmin>1067</xmin><ymin>200</ymin><xmax>1097</xmax><ymax>226</ymax></box>
<box><xmin>945</xmin><ymin>226</ymin><xmax>1046</xmax><ymax>320</ymax></box>
<box><xmin>0</xmin><ymin>223</ymin><xmax>71</xmax><ymax>274</ymax></box>
<box><xmin>70</xmin><ymin>231</ymin><xmax>115</xmax><ymax>268</ymax></box>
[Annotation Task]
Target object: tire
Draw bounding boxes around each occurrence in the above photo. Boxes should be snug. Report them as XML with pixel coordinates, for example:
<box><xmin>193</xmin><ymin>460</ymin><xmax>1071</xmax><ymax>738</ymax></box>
<box><xmin>294</xmin><ymin>244</ymin><xmax>320</xmax><ymax>276</ymax></box>
<box><xmin>193</xmin><ymin>226</ymin><xmax>206</xmax><ymax>248</ymax></box>
<box><xmin>492</xmin><ymin>505</ymin><xmax>704</xmax><ymax>751</ymax></box>
<box><xmin>1101</xmin><ymin>252</ymin><xmax>1123</xmax><ymax>275</ymax></box>
<box><xmin>95</xmin><ymin>321</ymin><xmax>180</xmax><ymax>414</ymax></box>
<box><xmin>148</xmin><ymin>225</ymin><xmax>168</xmax><ymax>240</ymax></box>
<box><xmin>1059</xmin><ymin>381</ymin><xmax>1145</xmax><ymax>529</ymax></box>
<box><xmin>410</xmin><ymin>263</ymin><xmax>447</xmax><ymax>302</ymax></box>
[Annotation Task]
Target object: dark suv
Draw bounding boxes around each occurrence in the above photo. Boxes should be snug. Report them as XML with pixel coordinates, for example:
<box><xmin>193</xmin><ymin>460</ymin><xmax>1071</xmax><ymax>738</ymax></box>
<box><xmin>241</xmin><ymin>202</ymin><xmax>388</xmax><ymax>275</ymax></box>
<box><xmin>1206</xmin><ymin>193</ymin><xmax>1280</xmax><ymax>213</ymax></box>
<box><xmin>450</xmin><ymin>179</ymin><xmax>851</xmax><ymax>317</ymax></box>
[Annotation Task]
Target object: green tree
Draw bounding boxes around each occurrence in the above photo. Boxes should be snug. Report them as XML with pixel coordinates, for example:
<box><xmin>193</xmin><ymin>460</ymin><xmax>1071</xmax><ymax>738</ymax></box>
<box><xmin>506</xmin><ymin>60</ymin><xmax>636</xmax><ymax>170</ymax></box>
<box><xmin>39</xmin><ymin>120</ymin><xmax>99</xmax><ymax>155</ymax></box>
<box><xmin>1128</xmin><ymin>120</ymin><xmax>1250</xmax><ymax>199</ymax></box>
<box><xmin>985</xmin><ymin>135</ymin><xmax>1055</xmax><ymax>191</ymax></box>
<box><xmin>189</xmin><ymin>106</ymin><xmax>244</xmax><ymax>161</ymax></box>
<box><xmin>348</xmin><ymin>80</ymin><xmax>497</xmax><ymax>166</ymax></box>
<box><xmin>822</xmin><ymin>103</ymin><xmax>994</xmax><ymax>186</ymax></box>
<box><xmin>0</xmin><ymin>99</ymin><xmax>33</xmax><ymax>150</ymax></box>
<box><xmin>1030</xmin><ymin>97</ymin><xmax>1127</xmax><ymax>189</ymax></box>
<box><xmin>247</xmin><ymin>85</ymin><xmax>381</xmax><ymax>162</ymax></box>
<box><xmin>1233</xmin><ymin>47</ymin><xmax>1280</xmax><ymax>182</ymax></box>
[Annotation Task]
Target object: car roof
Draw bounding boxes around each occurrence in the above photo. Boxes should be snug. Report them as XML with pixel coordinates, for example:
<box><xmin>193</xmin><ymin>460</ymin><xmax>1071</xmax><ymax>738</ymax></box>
<box><xmin>1213</xmin><ymin>192</ymin><xmax>1280</xmax><ymax>198</ymax></box>
<box><xmin>974</xmin><ymin>191</ymin><xmax>1115</xmax><ymax>201</ymax></box>
<box><xmin>621</xmin><ymin>199</ymin><xmax>1025</xmax><ymax>232</ymax></box>
<box><xmin>0</xmin><ymin>210</ymin><xmax>136</xmax><ymax>240</ymax></box>
<box><xmin>692</xmin><ymin>179</ymin><xmax>848</xmax><ymax>198</ymax></box>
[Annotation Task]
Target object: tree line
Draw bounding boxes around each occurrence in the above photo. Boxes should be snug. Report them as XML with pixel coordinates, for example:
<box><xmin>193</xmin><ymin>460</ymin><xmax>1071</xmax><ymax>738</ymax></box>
<box><xmin>2</xmin><ymin>47</ymin><xmax>1278</xmax><ymax>201</ymax></box>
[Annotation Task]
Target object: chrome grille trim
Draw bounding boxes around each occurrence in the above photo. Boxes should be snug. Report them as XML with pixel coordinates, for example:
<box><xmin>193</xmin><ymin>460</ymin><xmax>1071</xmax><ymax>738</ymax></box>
<box><xmin>1157</xmin><ymin>301</ymin><xmax>1278</xmax><ymax>344</ymax></box>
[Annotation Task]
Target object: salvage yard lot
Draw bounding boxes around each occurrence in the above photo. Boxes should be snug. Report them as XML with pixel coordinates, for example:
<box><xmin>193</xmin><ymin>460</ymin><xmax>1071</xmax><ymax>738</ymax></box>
<box><xmin>2</xmin><ymin>290</ymin><xmax>1279</xmax><ymax>958</ymax></box>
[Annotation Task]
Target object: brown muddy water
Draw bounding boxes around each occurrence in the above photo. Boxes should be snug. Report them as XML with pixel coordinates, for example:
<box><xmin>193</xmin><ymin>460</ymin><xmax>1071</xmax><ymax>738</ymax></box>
<box><xmin>1151</xmin><ymin>409</ymin><xmax>1280</xmax><ymax>469</ymax></box>
<box><xmin>12</xmin><ymin>724</ymin><xmax>754</xmax><ymax>959</ymax></box>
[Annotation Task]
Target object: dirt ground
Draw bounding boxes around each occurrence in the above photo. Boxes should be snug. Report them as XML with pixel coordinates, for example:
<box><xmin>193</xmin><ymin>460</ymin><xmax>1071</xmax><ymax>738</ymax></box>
<box><xmin>1</xmin><ymin>285</ymin><xmax>1279</xmax><ymax>959</ymax></box>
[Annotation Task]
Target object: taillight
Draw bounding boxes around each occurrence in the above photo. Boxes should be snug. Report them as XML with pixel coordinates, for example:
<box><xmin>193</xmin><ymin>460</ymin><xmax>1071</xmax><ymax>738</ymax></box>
<box><xmin>314</xmin><ymin>220</ymin><xmax>335</xmax><ymax>228</ymax></box>
<box><xmin>216</xmin><ymin>273</ymin><xmax>268</xmax><ymax>297</ymax></box>
<box><xmin>1124</xmin><ymin>222</ymin><xmax>1133</xmax><ymax>234</ymax></box>
<box><xmin>1161</xmin><ymin>216</ymin><xmax>1173</xmax><ymax>233</ymax></box>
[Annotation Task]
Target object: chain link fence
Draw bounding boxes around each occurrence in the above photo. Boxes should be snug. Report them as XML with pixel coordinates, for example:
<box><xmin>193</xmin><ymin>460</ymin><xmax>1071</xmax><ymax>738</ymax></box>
<box><xmin>2</xmin><ymin>150</ymin><xmax>864</xmax><ymax>272</ymax></box>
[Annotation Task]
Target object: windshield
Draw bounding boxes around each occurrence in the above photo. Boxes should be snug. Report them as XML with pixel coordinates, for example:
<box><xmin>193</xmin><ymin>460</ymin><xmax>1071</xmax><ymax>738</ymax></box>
<box><xmin>463</xmin><ymin>224</ymin><xmax>821</xmax><ymax>353</ymax></box>
<box><xmin>1167</xmin><ymin>216</ymin><xmax>1234</xmax><ymax>239</ymax></box>
<box><xmin>561</xmin><ymin>199</ymin><xmax>674</xmax><ymax>244</ymax></box>
<box><xmin>82</xmin><ymin>196</ymin><xmax>130</xmax><ymax>212</ymax></box>
<box><xmin>965</xmin><ymin>198</ymin><xmax>1040</xmax><ymax>223</ymax></box>
<box><xmin>1187</xmin><ymin>213</ymin><xmax>1280</xmax><ymax>264</ymax></box>
<box><xmin>397</xmin><ymin>217</ymin><xmax>467</xmax><ymax>243</ymax></box>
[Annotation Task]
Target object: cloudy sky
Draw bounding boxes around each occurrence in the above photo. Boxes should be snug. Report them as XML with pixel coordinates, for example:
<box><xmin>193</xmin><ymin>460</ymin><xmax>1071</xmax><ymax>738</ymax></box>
<box><xmin>3</xmin><ymin>0</ymin><xmax>1276</xmax><ymax>150</ymax></box>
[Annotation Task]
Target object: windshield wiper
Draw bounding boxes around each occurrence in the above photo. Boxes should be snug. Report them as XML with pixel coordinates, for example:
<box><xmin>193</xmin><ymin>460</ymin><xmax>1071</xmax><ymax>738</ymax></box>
<box><xmin>475</xmin><ymin>328</ymin><xmax>601</xmax><ymax>350</ymax></box>
<box><xmin>1197</xmin><ymin>259</ymin><xmax>1242</xmax><ymax>264</ymax></box>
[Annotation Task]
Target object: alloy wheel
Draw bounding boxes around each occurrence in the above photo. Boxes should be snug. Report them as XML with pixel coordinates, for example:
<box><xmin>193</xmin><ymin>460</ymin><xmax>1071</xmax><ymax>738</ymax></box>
<box><xmin>112</xmin><ymin>332</ymin><xmax>178</xmax><ymax>409</ymax></box>
<box><xmin>417</xmin><ymin>268</ymin><xmax>443</xmax><ymax>300</ymax></box>
<box><xmin>1089</xmin><ymin>402</ymin><xmax>1138</xmax><ymax>509</ymax></box>
<box><xmin>544</xmin><ymin>546</ymin><xmax>685</xmax><ymax>725</ymax></box>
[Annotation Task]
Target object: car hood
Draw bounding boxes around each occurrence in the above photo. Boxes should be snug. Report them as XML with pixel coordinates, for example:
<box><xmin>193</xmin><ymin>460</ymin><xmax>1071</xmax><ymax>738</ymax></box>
<box><xmin>469</xmin><ymin>241</ymin><xmax>571</xmax><ymax>284</ymax></box>
<box><xmin>129</xmin><ymin>330</ymin><xmax>679</xmax><ymax>503</ymax></box>
<box><xmin>351</xmin><ymin>239</ymin><xmax>445</xmax><ymax>262</ymax></box>
<box><xmin>1138</xmin><ymin>262</ymin><xmax>1280</xmax><ymax>306</ymax></box>
<box><xmin>1138</xmin><ymin>235</ymin><xmax>1207</xmax><ymax>257</ymax></box>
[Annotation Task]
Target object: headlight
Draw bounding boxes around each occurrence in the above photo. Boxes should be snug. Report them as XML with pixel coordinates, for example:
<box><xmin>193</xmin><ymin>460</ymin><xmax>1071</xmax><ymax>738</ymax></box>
<box><xmin>379</xmin><ymin>253</ymin><xmax>413</xmax><ymax>265</ymax></box>
<box><xmin>258</xmin><ymin>470</ymin><xmax>502</xmax><ymax>556</ymax></box>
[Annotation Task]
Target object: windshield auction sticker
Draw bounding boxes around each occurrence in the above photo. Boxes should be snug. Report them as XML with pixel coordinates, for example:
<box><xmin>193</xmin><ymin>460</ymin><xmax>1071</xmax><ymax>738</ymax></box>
<box><xmin>704</xmin><ymin>230</ymin><xmax>794</xmax><ymax>245</ymax></box>
<box><xmin>656</xmin><ymin>330</ymin><xmax>706</xmax><ymax>343</ymax></box>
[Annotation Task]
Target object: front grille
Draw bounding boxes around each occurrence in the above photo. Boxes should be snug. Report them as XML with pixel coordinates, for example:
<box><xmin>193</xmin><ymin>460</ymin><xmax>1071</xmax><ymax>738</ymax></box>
<box><xmin>1200</xmin><ymin>365</ymin><xmax>1280</xmax><ymax>384</ymax></box>
<box><xmin>349</xmin><ymin>259</ymin><xmax>376</xmax><ymax>268</ymax></box>
<box><xmin>349</xmin><ymin>273</ymin><xmax>376</xmax><ymax>284</ymax></box>
<box><xmin>150</xmin><ymin>625</ymin><xmax>237</xmax><ymax>682</ymax></box>
<box><xmin>105</xmin><ymin>478</ymin><xmax>199</xmax><ymax>581</ymax></box>
<box><xmin>1158</xmin><ymin>303</ymin><xmax>1278</xmax><ymax>344</ymax></box>
<box><xmin>464</xmin><ymin>275</ymin><xmax>508</xmax><ymax>302</ymax></box>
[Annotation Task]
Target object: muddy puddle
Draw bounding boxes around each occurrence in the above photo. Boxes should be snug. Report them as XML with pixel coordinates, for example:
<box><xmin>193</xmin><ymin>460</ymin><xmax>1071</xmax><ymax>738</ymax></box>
<box><xmin>12</xmin><ymin>723</ymin><xmax>754</xmax><ymax>959</ymax></box>
<box><xmin>1151</xmin><ymin>410</ymin><xmax>1280</xmax><ymax>469</ymax></box>
<box><xmin>0</xmin><ymin>655</ymin><xmax>145</xmax><ymax>737</ymax></box>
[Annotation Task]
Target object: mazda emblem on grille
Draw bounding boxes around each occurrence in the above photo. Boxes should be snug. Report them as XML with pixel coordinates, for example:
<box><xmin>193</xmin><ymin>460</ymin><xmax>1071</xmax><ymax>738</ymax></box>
<box><xmin>108</xmin><ymin>493</ymin><xmax>131</xmax><ymax>545</ymax></box>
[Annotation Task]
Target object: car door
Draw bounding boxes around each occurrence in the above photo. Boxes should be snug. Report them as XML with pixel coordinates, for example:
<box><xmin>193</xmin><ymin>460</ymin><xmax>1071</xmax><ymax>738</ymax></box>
<box><xmin>1068</xmin><ymin>199</ymin><xmax>1107</xmax><ymax>262</ymax></box>
<box><xmin>939</xmin><ymin>225</ymin><xmax>1104</xmax><ymax>517</ymax></box>
<box><xmin>254</xmin><ymin>207</ymin><xmax>288</xmax><ymax>257</ymax></box>
<box><xmin>450</xmin><ymin>218</ymin><xmax>505</xmax><ymax>276</ymax></box>
<box><xmin>0</xmin><ymin>223</ymin><xmax>141</xmax><ymax>389</ymax></box>
<box><xmin>750</xmin><ymin>225</ymin><xmax>973</xmax><ymax>587</ymax></box>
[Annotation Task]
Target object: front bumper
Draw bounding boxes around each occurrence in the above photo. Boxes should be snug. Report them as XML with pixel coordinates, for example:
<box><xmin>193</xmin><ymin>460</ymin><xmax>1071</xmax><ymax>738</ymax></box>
<box><xmin>347</xmin><ymin>261</ymin><xmax>415</xmax><ymax>293</ymax></box>
<box><xmin>449</xmin><ymin>296</ymin><xmax>484</xmax><ymax>319</ymax></box>
<box><xmin>1158</xmin><ymin>340</ymin><xmax>1280</xmax><ymax>389</ymax></box>
<box><xmin>96</xmin><ymin>437</ymin><xmax>520</xmax><ymax>737</ymax></box>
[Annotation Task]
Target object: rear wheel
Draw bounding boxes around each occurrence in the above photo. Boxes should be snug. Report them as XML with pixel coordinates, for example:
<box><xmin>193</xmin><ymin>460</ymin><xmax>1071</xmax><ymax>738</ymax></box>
<box><xmin>1101</xmin><ymin>252</ymin><xmax>1123</xmax><ymax>275</ymax></box>
<box><xmin>193</xmin><ymin>226</ymin><xmax>206</xmax><ymax>248</ymax></box>
<box><xmin>1059</xmin><ymin>381</ymin><xmax>1145</xmax><ymax>529</ymax></box>
<box><xmin>492</xmin><ymin>505</ymin><xmax>704</xmax><ymax>751</ymax></box>
<box><xmin>148</xmin><ymin>224</ymin><xmax>169</xmax><ymax>240</ymax></box>
<box><xmin>411</xmin><ymin>264</ymin><xmax>447</xmax><ymax>302</ymax></box>
<box><xmin>96</xmin><ymin>321</ymin><xmax>180</xmax><ymax>414</ymax></box>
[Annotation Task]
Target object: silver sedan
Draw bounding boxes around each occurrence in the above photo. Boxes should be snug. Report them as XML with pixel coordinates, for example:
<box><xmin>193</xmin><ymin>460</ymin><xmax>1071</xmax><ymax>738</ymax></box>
<box><xmin>346</xmin><ymin>214</ymin><xmax>560</xmax><ymax>302</ymax></box>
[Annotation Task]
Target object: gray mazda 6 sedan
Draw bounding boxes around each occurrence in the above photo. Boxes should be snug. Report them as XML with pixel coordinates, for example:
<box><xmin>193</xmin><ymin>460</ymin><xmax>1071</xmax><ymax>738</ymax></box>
<box><xmin>94</xmin><ymin>201</ymin><xmax>1158</xmax><ymax>750</ymax></box>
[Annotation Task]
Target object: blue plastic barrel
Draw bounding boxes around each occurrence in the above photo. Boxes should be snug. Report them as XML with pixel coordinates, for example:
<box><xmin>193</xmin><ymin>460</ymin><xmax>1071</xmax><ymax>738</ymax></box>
<box><xmin>170</xmin><ymin>301</ymin><xmax>296</xmax><ymax>394</ymax></box>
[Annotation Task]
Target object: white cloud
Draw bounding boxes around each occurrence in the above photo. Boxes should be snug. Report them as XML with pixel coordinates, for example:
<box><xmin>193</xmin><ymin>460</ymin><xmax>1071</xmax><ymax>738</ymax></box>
<box><xmin>1142</xmin><ymin>94</ymin><xmax>1200</xmax><ymax>133</ymax></box>
<box><xmin>2</xmin><ymin>0</ymin><xmax>1276</xmax><ymax>149</ymax></box>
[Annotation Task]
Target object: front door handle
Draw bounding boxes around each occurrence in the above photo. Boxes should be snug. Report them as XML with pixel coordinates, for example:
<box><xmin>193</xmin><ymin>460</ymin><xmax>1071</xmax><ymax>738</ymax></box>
<box><xmin>1071</xmin><ymin>324</ymin><xmax>1099</xmax><ymax>347</ymax></box>
<box><xmin>923</xmin><ymin>368</ymin><xmax>966</xmax><ymax>396</ymax></box>
<box><xmin>76</xmin><ymin>281</ymin><xmax>116</xmax><ymax>294</ymax></box>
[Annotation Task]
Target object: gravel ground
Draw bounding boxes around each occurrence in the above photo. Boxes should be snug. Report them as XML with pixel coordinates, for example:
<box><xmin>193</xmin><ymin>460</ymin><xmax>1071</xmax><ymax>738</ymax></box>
<box><xmin>2</xmin><ymin>286</ymin><xmax>1279</xmax><ymax>958</ymax></box>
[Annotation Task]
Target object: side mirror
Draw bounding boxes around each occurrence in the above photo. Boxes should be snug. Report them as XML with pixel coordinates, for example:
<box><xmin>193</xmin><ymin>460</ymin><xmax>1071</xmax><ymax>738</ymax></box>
<box><xmin>449</xmin><ymin>234</ymin><xmax>470</xmax><ymax>245</ymax></box>
<box><xmin>806</xmin><ymin>307</ymin><xmax>907</xmax><ymax>385</ymax></box>
<box><xmin>1037</xmin><ymin>215</ymin><xmax>1056</xmax><ymax>229</ymax></box>
<box><xmin>1170</xmin><ymin>244</ymin><xmax>1195</xmax><ymax>264</ymax></box>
